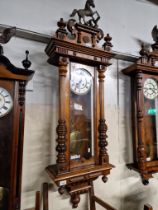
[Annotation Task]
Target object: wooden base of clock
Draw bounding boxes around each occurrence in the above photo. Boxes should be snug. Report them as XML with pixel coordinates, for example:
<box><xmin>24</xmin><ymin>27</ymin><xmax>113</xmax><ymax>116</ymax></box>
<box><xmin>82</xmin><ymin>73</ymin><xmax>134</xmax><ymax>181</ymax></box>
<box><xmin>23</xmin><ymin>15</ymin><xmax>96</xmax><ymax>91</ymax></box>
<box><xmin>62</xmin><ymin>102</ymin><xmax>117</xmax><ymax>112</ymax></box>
<box><xmin>122</xmin><ymin>27</ymin><xmax>158</xmax><ymax>185</ymax></box>
<box><xmin>46</xmin><ymin>164</ymin><xmax>114</xmax><ymax>208</ymax></box>
<box><xmin>33</xmin><ymin>182</ymin><xmax>118</xmax><ymax>210</ymax></box>
<box><xmin>127</xmin><ymin>161</ymin><xmax>158</xmax><ymax>185</ymax></box>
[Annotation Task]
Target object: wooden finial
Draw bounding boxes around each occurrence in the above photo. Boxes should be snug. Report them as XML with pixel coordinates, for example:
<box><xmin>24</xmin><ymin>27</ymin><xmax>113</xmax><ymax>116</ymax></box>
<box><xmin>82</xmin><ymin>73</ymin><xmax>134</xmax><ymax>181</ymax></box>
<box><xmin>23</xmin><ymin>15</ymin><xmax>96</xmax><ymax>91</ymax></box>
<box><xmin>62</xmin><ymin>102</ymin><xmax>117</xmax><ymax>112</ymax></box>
<box><xmin>139</xmin><ymin>44</ymin><xmax>148</xmax><ymax>57</ymax></box>
<box><xmin>22</xmin><ymin>50</ymin><xmax>31</xmax><ymax>69</ymax></box>
<box><xmin>139</xmin><ymin>44</ymin><xmax>149</xmax><ymax>64</ymax></box>
<box><xmin>56</xmin><ymin>18</ymin><xmax>68</xmax><ymax>39</ymax></box>
<box><xmin>57</xmin><ymin>18</ymin><xmax>67</xmax><ymax>29</ymax></box>
<box><xmin>103</xmin><ymin>34</ymin><xmax>113</xmax><ymax>51</ymax></box>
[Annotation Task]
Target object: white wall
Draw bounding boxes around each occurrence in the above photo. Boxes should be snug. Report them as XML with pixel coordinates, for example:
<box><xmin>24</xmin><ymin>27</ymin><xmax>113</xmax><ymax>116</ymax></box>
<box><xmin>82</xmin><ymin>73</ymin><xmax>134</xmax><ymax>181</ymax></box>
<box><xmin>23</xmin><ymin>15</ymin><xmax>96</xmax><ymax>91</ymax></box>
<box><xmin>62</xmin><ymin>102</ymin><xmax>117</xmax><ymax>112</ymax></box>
<box><xmin>1</xmin><ymin>0</ymin><xmax>158</xmax><ymax>209</ymax></box>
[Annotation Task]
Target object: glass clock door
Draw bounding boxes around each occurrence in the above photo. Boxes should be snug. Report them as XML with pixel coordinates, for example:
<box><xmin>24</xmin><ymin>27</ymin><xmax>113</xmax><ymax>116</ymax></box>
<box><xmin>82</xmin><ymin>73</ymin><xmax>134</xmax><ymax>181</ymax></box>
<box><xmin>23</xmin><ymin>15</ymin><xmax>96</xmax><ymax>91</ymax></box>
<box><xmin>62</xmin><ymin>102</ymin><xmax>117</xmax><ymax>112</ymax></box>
<box><xmin>143</xmin><ymin>78</ymin><xmax>158</xmax><ymax>161</ymax></box>
<box><xmin>70</xmin><ymin>63</ymin><xmax>94</xmax><ymax>163</ymax></box>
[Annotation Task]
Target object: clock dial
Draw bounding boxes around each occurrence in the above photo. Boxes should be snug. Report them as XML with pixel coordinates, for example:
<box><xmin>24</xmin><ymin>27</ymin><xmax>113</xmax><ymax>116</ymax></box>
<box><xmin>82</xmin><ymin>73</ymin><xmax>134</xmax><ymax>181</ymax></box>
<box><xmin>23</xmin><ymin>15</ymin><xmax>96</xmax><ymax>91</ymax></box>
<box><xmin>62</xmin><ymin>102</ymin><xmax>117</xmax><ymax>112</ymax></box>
<box><xmin>0</xmin><ymin>87</ymin><xmax>13</xmax><ymax>118</ymax></box>
<box><xmin>70</xmin><ymin>68</ymin><xmax>92</xmax><ymax>95</ymax></box>
<box><xmin>143</xmin><ymin>78</ymin><xmax>158</xmax><ymax>100</ymax></box>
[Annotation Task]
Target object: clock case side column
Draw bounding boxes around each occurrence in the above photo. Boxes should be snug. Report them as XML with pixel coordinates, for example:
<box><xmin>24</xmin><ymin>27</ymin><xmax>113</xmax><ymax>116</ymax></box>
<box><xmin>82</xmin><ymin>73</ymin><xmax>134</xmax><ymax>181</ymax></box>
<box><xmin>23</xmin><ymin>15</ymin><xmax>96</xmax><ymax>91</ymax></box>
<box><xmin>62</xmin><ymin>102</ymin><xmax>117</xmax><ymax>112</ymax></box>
<box><xmin>135</xmin><ymin>71</ymin><xmax>148</xmax><ymax>184</ymax></box>
<box><xmin>56</xmin><ymin>56</ymin><xmax>70</xmax><ymax>174</ymax></box>
<box><xmin>128</xmin><ymin>70</ymin><xmax>150</xmax><ymax>185</ymax></box>
<box><xmin>97</xmin><ymin>66</ymin><xmax>109</xmax><ymax>166</ymax></box>
<box><xmin>131</xmin><ymin>76</ymin><xmax>138</xmax><ymax>164</ymax></box>
<box><xmin>10</xmin><ymin>81</ymin><xmax>27</xmax><ymax>210</ymax></box>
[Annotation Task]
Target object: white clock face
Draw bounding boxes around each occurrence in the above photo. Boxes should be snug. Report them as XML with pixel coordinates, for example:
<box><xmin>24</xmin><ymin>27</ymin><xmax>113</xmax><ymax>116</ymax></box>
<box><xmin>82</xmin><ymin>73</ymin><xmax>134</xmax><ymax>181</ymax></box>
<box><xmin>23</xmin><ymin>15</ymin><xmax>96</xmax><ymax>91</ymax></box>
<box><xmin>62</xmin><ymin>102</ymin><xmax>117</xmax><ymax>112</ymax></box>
<box><xmin>70</xmin><ymin>68</ymin><xmax>92</xmax><ymax>95</ymax></box>
<box><xmin>0</xmin><ymin>87</ymin><xmax>13</xmax><ymax>118</ymax></box>
<box><xmin>143</xmin><ymin>78</ymin><xmax>158</xmax><ymax>100</ymax></box>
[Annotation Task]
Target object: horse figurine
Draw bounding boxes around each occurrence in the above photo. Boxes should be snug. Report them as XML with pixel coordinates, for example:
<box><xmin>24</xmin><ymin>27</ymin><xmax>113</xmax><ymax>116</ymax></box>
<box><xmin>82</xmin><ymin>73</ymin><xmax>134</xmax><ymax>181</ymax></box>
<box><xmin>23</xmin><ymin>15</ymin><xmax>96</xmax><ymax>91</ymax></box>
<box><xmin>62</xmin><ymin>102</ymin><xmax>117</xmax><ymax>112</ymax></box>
<box><xmin>70</xmin><ymin>0</ymin><xmax>100</xmax><ymax>27</ymax></box>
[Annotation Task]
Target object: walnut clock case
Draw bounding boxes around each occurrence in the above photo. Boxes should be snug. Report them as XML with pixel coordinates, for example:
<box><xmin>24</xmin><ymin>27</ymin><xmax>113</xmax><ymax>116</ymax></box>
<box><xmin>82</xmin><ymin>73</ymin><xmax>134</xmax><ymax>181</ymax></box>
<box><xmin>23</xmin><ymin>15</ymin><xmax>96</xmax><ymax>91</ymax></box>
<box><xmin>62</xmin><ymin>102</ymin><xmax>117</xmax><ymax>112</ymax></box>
<box><xmin>0</xmin><ymin>48</ymin><xmax>34</xmax><ymax>210</ymax></box>
<box><xmin>45</xmin><ymin>3</ymin><xmax>114</xmax><ymax>208</ymax></box>
<box><xmin>122</xmin><ymin>26</ymin><xmax>158</xmax><ymax>185</ymax></box>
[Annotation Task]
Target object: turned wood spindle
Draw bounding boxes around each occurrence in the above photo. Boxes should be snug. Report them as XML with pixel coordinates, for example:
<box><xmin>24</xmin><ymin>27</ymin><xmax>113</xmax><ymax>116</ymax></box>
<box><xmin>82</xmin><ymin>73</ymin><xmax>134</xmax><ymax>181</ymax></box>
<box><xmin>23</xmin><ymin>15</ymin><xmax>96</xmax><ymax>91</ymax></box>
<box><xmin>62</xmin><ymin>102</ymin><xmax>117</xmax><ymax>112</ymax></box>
<box><xmin>56</xmin><ymin>57</ymin><xmax>68</xmax><ymax>172</ymax></box>
<box><xmin>98</xmin><ymin>66</ymin><xmax>109</xmax><ymax>165</ymax></box>
<box><xmin>136</xmin><ymin>71</ymin><xmax>147</xmax><ymax>181</ymax></box>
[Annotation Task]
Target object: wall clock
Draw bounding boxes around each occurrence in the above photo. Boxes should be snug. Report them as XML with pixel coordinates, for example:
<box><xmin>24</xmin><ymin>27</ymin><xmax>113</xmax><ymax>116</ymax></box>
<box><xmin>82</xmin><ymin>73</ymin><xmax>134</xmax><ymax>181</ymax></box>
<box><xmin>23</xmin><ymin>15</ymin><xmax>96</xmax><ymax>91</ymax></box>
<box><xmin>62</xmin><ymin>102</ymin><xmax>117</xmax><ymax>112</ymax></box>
<box><xmin>70</xmin><ymin>67</ymin><xmax>92</xmax><ymax>95</ymax></box>
<box><xmin>143</xmin><ymin>78</ymin><xmax>158</xmax><ymax>100</ymax></box>
<box><xmin>45</xmin><ymin>0</ymin><xmax>114</xmax><ymax>208</ymax></box>
<box><xmin>0</xmin><ymin>47</ymin><xmax>34</xmax><ymax>210</ymax></box>
<box><xmin>122</xmin><ymin>25</ymin><xmax>158</xmax><ymax>185</ymax></box>
<box><xmin>0</xmin><ymin>87</ymin><xmax>13</xmax><ymax>118</ymax></box>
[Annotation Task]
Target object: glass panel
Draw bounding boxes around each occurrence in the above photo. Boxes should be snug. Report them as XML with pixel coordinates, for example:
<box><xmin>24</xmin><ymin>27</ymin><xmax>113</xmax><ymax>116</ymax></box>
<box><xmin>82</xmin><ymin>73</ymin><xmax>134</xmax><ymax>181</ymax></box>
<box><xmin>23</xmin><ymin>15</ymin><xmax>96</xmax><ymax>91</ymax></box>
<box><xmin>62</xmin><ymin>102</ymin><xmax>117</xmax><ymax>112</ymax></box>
<box><xmin>143</xmin><ymin>78</ymin><xmax>158</xmax><ymax>161</ymax></box>
<box><xmin>0</xmin><ymin>187</ymin><xmax>9</xmax><ymax>210</ymax></box>
<box><xmin>70</xmin><ymin>63</ymin><xmax>94</xmax><ymax>161</ymax></box>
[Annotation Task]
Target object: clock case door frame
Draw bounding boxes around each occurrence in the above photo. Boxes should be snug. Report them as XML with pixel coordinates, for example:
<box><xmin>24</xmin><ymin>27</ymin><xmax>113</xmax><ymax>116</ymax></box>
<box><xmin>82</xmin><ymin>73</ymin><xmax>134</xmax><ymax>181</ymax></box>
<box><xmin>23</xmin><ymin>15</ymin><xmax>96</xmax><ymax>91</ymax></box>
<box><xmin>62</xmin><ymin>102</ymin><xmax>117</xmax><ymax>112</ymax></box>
<box><xmin>69</xmin><ymin>62</ymin><xmax>98</xmax><ymax>169</ymax></box>
<box><xmin>46</xmin><ymin>46</ymin><xmax>114</xmax><ymax>175</ymax></box>
<box><xmin>0</xmin><ymin>55</ymin><xmax>34</xmax><ymax>210</ymax></box>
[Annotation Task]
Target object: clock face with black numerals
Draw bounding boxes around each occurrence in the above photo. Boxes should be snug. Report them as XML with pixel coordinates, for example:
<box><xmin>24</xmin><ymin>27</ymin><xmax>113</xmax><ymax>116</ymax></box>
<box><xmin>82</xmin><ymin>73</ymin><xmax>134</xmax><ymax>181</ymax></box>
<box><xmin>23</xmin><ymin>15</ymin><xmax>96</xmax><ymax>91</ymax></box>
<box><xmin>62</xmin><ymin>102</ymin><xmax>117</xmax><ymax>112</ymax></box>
<box><xmin>0</xmin><ymin>87</ymin><xmax>13</xmax><ymax>118</ymax></box>
<box><xmin>70</xmin><ymin>68</ymin><xmax>92</xmax><ymax>95</ymax></box>
<box><xmin>143</xmin><ymin>78</ymin><xmax>158</xmax><ymax>100</ymax></box>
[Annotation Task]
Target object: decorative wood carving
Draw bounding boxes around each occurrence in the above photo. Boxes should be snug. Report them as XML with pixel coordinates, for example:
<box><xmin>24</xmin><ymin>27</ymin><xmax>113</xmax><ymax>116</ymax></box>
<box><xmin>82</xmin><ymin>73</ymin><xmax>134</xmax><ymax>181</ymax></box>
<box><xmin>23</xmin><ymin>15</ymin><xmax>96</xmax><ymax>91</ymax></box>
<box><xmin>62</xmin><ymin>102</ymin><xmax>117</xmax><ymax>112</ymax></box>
<box><xmin>135</xmin><ymin>71</ymin><xmax>148</xmax><ymax>184</ymax></box>
<box><xmin>103</xmin><ymin>34</ymin><xmax>113</xmax><ymax>52</ymax></box>
<box><xmin>19</xmin><ymin>51</ymin><xmax>32</xmax><ymax>106</ymax></box>
<box><xmin>18</xmin><ymin>81</ymin><xmax>26</xmax><ymax>106</ymax></box>
<box><xmin>123</xmin><ymin>25</ymin><xmax>158</xmax><ymax>184</ymax></box>
<box><xmin>98</xmin><ymin>119</ymin><xmax>108</xmax><ymax>164</ymax></box>
<box><xmin>56</xmin><ymin>57</ymin><xmax>69</xmax><ymax>173</ymax></box>
<box><xmin>70</xmin><ymin>0</ymin><xmax>100</xmax><ymax>28</ymax></box>
<box><xmin>45</xmin><ymin>0</ymin><xmax>114</xmax><ymax>207</ymax></box>
<box><xmin>98</xmin><ymin>66</ymin><xmax>109</xmax><ymax>165</ymax></box>
<box><xmin>56</xmin><ymin>120</ymin><xmax>67</xmax><ymax>172</ymax></box>
<box><xmin>22</xmin><ymin>50</ymin><xmax>32</xmax><ymax>70</ymax></box>
<box><xmin>70</xmin><ymin>193</ymin><xmax>80</xmax><ymax>208</ymax></box>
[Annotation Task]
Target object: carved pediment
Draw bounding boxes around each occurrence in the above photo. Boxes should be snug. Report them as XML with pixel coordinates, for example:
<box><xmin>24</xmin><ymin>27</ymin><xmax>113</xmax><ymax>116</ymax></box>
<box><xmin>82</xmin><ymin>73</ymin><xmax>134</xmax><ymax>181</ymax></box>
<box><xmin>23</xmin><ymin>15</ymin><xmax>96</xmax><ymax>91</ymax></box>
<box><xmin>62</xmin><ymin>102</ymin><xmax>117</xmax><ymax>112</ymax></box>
<box><xmin>53</xmin><ymin>0</ymin><xmax>112</xmax><ymax>50</ymax></box>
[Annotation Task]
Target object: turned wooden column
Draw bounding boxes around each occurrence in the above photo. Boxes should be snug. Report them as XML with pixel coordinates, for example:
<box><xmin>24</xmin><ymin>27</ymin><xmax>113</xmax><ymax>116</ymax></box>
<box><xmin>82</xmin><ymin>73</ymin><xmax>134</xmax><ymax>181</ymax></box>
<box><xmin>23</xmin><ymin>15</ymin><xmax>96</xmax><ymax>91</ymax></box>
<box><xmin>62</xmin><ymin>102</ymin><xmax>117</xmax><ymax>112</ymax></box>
<box><xmin>98</xmin><ymin>66</ymin><xmax>109</xmax><ymax>165</ymax></box>
<box><xmin>56</xmin><ymin>57</ymin><xmax>69</xmax><ymax>173</ymax></box>
<box><xmin>136</xmin><ymin>71</ymin><xmax>147</xmax><ymax>182</ymax></box>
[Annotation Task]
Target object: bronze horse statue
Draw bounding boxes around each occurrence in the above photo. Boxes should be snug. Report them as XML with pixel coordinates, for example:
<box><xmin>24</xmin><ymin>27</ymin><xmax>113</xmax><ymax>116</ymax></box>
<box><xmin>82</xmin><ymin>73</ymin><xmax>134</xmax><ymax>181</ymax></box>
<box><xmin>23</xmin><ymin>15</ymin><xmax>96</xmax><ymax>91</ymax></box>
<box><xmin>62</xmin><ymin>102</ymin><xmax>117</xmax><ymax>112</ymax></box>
<box><xmin>70</xmin><ymin>0</ymin><xmax>100</xmax><ymax>27</ymax></box>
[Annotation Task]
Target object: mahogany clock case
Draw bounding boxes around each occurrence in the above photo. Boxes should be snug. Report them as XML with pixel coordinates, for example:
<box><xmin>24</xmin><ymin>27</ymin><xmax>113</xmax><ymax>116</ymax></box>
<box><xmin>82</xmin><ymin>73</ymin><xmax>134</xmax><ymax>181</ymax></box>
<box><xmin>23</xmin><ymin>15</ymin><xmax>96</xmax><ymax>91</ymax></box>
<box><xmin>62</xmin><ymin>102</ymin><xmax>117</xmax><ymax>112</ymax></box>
<box><xmin>0</xmin><ymin>52</ymin><xmax>34</xmax><ymax>210</ymax></box>
<box><xmin>131</xmin><ymin>73</ymin><xmax>158</xmax><ymax>162</ymax></box>
<box><xmin>45</xmin><ymin>5</ymin><xmax>115</xmax><ymax>207</ymax></box>
<box><xmin>122</xmin><ymin>28</ymin><xmax>158</xmax><ymax>184</ymax></box>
